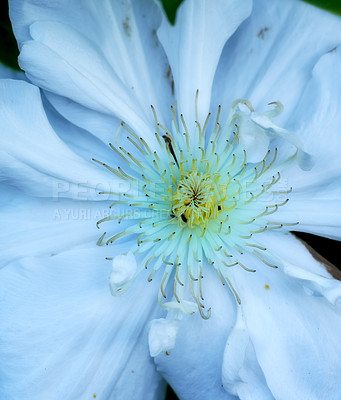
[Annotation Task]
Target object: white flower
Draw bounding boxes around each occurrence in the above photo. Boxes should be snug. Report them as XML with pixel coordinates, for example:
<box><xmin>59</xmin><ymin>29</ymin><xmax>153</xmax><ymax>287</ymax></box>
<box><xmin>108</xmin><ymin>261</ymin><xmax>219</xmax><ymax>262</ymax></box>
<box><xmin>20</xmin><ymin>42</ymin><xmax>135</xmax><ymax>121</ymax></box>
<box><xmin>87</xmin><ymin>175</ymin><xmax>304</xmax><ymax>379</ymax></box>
<box><xmin>1</xmin><ymin>0</ymin><xmax>341</xmax><ymax>399</ymax></box>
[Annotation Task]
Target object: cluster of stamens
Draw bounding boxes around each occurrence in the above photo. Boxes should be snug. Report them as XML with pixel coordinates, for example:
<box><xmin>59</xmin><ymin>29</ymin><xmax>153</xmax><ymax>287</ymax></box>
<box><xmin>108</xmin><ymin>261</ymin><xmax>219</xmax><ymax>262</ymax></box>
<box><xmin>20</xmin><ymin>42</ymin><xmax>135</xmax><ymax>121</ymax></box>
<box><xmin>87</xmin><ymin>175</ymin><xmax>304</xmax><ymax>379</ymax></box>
<box><xmin>172</xmin><ymin>170</ymin><xmax>220</xmax><ymax>227</ymax></box>
<box><xmin>93</xmin><ymin>99</ymin><xmax>298</xmax><ymax>318</ymax></box>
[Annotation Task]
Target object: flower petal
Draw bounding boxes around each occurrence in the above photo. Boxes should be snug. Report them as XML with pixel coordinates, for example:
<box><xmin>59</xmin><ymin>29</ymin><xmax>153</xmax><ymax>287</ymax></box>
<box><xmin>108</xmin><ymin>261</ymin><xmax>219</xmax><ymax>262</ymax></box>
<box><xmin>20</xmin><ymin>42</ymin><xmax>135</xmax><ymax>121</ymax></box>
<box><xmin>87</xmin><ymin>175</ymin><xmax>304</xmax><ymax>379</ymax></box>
<box><xmin>0</xmin><ymin>246</ymin><xmax>165</xmax><ymax>400</ymax></box>
<box><xmin>149</xmin><ymin>318</ymin><xmax>180</xmax><ymax>357</ymax></box>
<box><xmin>10</xmin><ymin>0</ymin><xmax>173</xmax><ymax>136</ymax></box>
<box><xmin>222</xmin><ymin>308</ymin><xmax>275</xmax><ymax>400</ymax></box>
<box><xmin>256</xmin><ymin>232</ymin><xmax>341</xmax><ymax>287</ymax></box>
<box><xmin>42</xmin><ymin>96</ymin><xmax>117</xmax><ymax>162</ymax></box>
<box><xmin>213</xmin><ymin>0</ymin><xmax>341</xmax><ymax>124</ymax></box>
<box><xmin>288</xmin><ymin>45</ymin><xmax>341</xmax><ymax>165</ymax></box>
<box><xmin>153</xmin><ymin>268</ymin><xmax>237</xmax><ymax>400</ymax></box>
<box><xmin>262</xmin><ymin>45</ymin><xmax>341</xmax><ymax>239</ymax></box>
<box><xmin>157</xmin><ymin>0</ymin><xmax>252</xmax><ymax>124</ymax></box>
<box><xmin>229</xmin><ymin>235</ymin><xmax>341</xmax><ymax>400</ymax></box>
<box><xmin>269</xmin><ymin>179</ymin><xmax>341</xmax><ymax>240</ymax></box>
<box><xmin>212</xmin><ymin>4</ymin><xmax>341</xmax><ymax>241</ymax></box>
<box><xmin>0</xmin><ymin>79</ymin><xmax>119</xmax><ymax>198</ymax></box>
<box><xmin>43</xmin><ymin>91</ymin><xmax>123</xmax><ymax>146</ymax></box>
<box><xmin>0</xmin><ymin>187</ymin><xmax>110</xmax><ymax>269</ymax></box>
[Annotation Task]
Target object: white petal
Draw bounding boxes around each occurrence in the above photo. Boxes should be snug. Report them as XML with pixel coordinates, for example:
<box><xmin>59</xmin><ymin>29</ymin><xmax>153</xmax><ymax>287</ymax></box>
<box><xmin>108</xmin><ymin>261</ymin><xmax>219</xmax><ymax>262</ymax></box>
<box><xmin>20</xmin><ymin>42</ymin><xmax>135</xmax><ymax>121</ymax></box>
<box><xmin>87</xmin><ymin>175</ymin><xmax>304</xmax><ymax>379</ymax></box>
<box><xmin>0</xmin><ymin>247</ymin><xmax>164</xmax><ymax>400</ymax></box>
<box><xmin>266</xmin><ymin>42</ymin><xmax>341</xmax><ymax>240</ymax></box>
<box><xmin>43</xmin><ymin>96</ymin><xmax>117</xmax><ymax>163</ymax></box>
<box><xmin>230</xmin><ymin>238</ymin><xmax>341</xmax><ymax>400</ymax></box>
<box><xmin>158</xmin><ymin>0</ymin><xmax>252</xmax><ymax>124</ymax></box>
<box><xmin>276</xmin><ymin>46</ymin><xmax>341</xmax><ymax>203</ymax></box>
<box><xmin>222</xmin><ymin>308</ymin><xmax>275</xmax><ymax>400</ymax></box>
<box><xmin>256</xmin><ymin>232</ymin><xmax>341</xmax><ymax>303</ymax></box>
<box><xmin>229</xmin><ymin>100</ymin><xmax>306</xmax><ymax>164</ymax></box>
<box><xmin>148</xmin><ymin>318</ymin><xmax>179</xmax><ymax>357</ymax></box>
<box><xmin>44</xmin><ymin>91</ymin><xmax>123</xmax><ymax>146</ymax></box>
<box><xmin>269</xmin><ymin>174</ymin><xmax>341</xmax><ymax>240</ymax></box>
<box><xmin>110</xmin><ymin>251</ymin><xmax>137</xmax><ymax>295</ymax></box>
<box><xmin>153</xmin><ymin>268</ymin><xmax>237</xmax><ymax>400</ymax></box>
<box><xmin>0</xmin><ymin>79</ymin><xmax>119</xmax><ymax>198</ymax></box>
<box><xmin>20</xmin><ymin>22</ymin><xmax>149</xmax><ymax>131</ymax></box>
<box><xmin>213</xmin><ymin>0</ymin><xmax>341</xmax><ymax>125</ymax></box>
<box><xmin>288</xmin><ymin>45</ymin><xmax>341</xmax><ymax>165</ymax></box>
<box><xmin>255</xmin><ymin>232</ymin><xmax>335</xmax><ymax>278</ymax></box>
<box><xmin>10</xmin><ymin>0</ymin><xmax>173</xmax><ymax>136</ymax></box>
<box><xmin>0</xmin><ymin>190</ymin><xmax>108</xmax><ymax>269</ymax></box>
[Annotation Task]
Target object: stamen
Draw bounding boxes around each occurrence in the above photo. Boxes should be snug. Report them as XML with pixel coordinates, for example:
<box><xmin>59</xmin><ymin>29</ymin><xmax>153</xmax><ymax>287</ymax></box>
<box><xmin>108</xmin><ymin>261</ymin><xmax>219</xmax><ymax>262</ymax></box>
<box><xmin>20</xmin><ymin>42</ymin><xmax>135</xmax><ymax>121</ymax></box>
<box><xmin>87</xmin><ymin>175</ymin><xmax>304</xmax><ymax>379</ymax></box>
<box><xmin>145</xmin><ymin>255</ymin><xmax>155</xmax><ymax>269</ymax></box>
<box><xmin>223</xmin><ymin>274</ymin><xmax>241</xmax><ymax>304</ymax></box>
<box><xmin>174</xmin><ymin>280</ymin><xmax>181</xmax><ymax>303</ymax></box>
<box><xmin>253</xmin><ymin>251</ymin><xmax>278</xmax><ymax>268</ymax></box>
<box><xmin>108</xmin><ymin>143</ymin><xmax>130</xmax><ymax>164</ymax></box>
<box><xmin>126</xmin><ymin>136</ymin><xmax>146</xmax><ymax>155</ymax></box>
<box><xmin>94</xmin><ymin>98</ymin><xmax>297</xmax><ymax>319</ymax></box>
<box><xmin>171</xmin><ymin>105</ymin><xmax>179</xmax><ymax>134</ymax></box>
<box><xmin>106</xmin><ymin>230</ymin><xmax>133</xmax><ymax>245</ymax></box>
<box><xmin>139</xmin><ymin>136</ymin><xmax>153</xmax><ymax>154</ymax></box>
<box><xmin>151</xmin><ymin>105</ymin><xmax>161</xmax><ymax>136</ymax></box>
<box><xmin>180</xmin><ymin>114</ymin><xmax>190</xmax><ymax>152</ymax></box>
<box><xmin>96</xmin><ymin>232</ymin><xmax>107</xmax><ymax>246</ymax></box>
<box><xmin>188</xmin><ymin>265</ymin><xmax>198</xmax><ymax>281</ymax></box>
<box><xmin>175</xmin><ymin>263</ymin><xmax>184</xmax><ymax>286</ymax></box>
<box><xmin>161</xmin><ymin>273</ymin><xmax>168</xmax><ymax>298</ymax></box>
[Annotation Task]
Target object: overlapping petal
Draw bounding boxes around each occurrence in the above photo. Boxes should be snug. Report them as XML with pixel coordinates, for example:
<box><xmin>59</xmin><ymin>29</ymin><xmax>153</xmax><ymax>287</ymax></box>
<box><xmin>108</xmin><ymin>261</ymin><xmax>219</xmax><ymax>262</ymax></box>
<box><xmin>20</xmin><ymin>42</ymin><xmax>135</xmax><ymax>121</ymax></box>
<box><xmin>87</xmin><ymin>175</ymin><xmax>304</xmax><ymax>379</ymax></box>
<box><xmin>0</xmin><ymin>186</ymin><xmax>108</xmax><ymax>269</ymax></box>
<box><xmin>0</xmin><ymin>246</ymin><xmax>164</xmax><ymax>400</ymax></box>
<box><xmin>10</xmin><ymin>0</ymin><xmax>173</xmax><ymax>140</ymax></box>
<box><xmin>154</xmin><ymin>268</ymin><xmax>237</xmax><ymax>400</ymax></box>
<box><xmin>288</xmin><ymin>45</ymin><xmax>341</xmax><ymax>165</ymax></box>
<box><xmin>222</xmin><ymin>309</ymin><xmax>275</xmax><ymax>400</ymax></box>
<box><xmin>158</xmin><ymin>0</ymin><xmax>252</xmax><ymax>124</ymax></box>
<box><xmin>267</xmin><ymin>46</ymin><xmax>341</xmax><ymax>240</ymax></box>
<box><xmin>0</xmin><ymin>79</ymin><xmax>119</xmax><ymax>199</ymax></box>
<box><xmin>154</xmin><ymin>233</ymin><xmax>341</xmax><ymax>399</ymax></box>
<box><xmin>212</xmin><ymin>0</ymin><xmax>341</xmax><ymax>125</ymax></box>
<box><xmin>269</xmin><ymin>181</ymin><xmax>341</xmax><ymax>239</ymax></box>
<box><xmin>227</xmin><ymin>238</ymin><xmax>341</xmax><ymax>400</ymax></box>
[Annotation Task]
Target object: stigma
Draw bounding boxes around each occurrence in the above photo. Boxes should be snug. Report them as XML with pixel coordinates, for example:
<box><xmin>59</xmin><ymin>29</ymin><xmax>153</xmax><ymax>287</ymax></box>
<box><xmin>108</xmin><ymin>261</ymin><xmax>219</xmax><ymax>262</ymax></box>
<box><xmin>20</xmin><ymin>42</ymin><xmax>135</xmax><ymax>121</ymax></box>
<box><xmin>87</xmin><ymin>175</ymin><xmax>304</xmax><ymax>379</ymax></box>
<box><xmin>93</xmin><ymin>95</ymin><xmax>301</xmax><ymax>318</ymax></box>
<box><xmin>172</xmin><ymin>169</ymin><xmax>221</xmax><ymax>227</ymax></box>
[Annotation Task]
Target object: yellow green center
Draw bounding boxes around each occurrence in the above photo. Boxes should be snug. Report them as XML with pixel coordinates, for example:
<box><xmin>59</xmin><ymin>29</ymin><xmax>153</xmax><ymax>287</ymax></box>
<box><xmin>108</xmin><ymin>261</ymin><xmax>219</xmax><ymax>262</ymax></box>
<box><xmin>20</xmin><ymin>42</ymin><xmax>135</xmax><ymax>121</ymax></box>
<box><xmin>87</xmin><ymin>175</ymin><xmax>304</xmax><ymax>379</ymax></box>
<box><xmin>171</xmin><ymin>168</ymin><xmax>226</xmax><ymax>228</ymax></box>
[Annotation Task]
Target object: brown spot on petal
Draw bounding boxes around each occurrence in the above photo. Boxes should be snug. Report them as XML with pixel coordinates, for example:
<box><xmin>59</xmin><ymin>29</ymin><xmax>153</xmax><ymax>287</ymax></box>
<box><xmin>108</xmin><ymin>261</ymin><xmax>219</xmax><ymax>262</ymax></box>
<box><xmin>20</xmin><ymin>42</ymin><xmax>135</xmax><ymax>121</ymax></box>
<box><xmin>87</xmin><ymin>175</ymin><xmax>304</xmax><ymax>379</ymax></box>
<box><xmin>152</xmin><ymin>29</ymin><xmax>159</xmax><ymax>47</ymax></box>
<box><xmin>257</xmin><ymin>27</ymin><xmax>269</xmax><ymax>39</ymax></box>
<box><xmin>123</xmin><ymin>16</ymin><xmax>131</xmax><ymax>37</ymax></box>
<box><xmin>165</xmin><ymin>65</ymin><xmax>174</xmax><ymax>95</ymax></box>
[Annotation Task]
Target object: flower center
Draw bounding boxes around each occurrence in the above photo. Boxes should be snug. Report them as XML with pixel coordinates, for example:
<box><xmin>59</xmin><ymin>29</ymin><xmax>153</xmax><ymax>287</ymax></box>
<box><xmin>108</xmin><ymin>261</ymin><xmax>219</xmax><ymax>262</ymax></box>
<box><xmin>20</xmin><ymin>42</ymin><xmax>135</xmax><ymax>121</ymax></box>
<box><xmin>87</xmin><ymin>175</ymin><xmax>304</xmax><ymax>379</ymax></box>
<box><xmin>171</xmin><ymin>169</ymin><xmax>220</xmax><ymax>227</ymax></box>
<box><xmin>93</xmin><ymin>98</ymin><xmax>300</xmax><ymax>318</ymax></box>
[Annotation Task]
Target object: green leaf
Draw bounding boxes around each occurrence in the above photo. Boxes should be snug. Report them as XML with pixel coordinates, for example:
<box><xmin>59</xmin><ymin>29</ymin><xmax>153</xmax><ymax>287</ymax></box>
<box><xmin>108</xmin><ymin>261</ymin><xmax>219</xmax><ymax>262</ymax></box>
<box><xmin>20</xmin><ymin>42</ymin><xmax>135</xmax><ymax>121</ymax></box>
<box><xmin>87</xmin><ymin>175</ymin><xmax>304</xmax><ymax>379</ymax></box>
<box><xmin>0</xmin><ymin>2</ymin><xmax>20</xmax><ymax>70</ymax></box>
<box><xmin>302</xmin><ymin>0</ymin><xmax>341</xmax><ymax>15</ymax></box>
<box><xmin>160</xmin><ymin>0</ymin><xmax>183</xmax><ymax>25</ymax></box>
